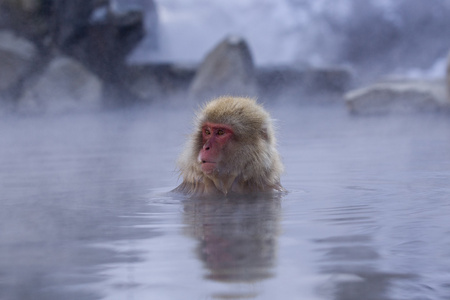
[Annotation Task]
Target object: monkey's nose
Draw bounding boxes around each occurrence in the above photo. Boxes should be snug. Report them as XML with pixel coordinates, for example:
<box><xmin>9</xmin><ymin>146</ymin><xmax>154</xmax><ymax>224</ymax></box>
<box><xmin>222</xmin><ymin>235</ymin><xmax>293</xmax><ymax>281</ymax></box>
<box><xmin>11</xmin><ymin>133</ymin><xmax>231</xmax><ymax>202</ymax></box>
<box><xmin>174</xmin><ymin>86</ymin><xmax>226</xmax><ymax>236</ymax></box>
<box><xmin>203</xmin><ymin>140</ymin><xmax>212</xmax><ymax>150</ymax></box>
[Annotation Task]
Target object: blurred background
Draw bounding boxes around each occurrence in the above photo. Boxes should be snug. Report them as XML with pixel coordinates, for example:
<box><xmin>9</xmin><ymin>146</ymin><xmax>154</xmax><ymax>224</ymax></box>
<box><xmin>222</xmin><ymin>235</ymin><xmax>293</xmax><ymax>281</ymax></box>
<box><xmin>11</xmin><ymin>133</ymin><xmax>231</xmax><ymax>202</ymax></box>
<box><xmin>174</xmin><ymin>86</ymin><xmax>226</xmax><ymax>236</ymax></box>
<box><xmin>1</xmin><ymin>0</ymin><xmax>450</xmax><ymax>113</ymax></box>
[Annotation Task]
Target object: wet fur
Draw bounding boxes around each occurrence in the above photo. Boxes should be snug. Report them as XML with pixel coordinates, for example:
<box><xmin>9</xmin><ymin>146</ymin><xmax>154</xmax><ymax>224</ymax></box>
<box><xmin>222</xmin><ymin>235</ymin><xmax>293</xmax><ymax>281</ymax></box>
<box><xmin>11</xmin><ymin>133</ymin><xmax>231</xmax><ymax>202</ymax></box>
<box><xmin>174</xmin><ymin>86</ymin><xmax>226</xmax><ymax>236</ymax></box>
<box><xmin>175</xmin><ymin>96</ymin><xmax>284</xmax><ymax>196</ymax></box>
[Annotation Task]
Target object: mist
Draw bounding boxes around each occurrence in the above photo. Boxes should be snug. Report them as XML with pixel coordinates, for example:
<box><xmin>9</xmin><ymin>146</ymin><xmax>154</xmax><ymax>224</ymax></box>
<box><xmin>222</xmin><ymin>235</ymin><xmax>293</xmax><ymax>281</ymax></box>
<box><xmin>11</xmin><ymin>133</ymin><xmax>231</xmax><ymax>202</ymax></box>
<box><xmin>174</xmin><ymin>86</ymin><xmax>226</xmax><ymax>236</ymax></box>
<box><xmin>132</xmin><ymin>0</ymin><xmax>450</xmax><ymax>79</ymax></box>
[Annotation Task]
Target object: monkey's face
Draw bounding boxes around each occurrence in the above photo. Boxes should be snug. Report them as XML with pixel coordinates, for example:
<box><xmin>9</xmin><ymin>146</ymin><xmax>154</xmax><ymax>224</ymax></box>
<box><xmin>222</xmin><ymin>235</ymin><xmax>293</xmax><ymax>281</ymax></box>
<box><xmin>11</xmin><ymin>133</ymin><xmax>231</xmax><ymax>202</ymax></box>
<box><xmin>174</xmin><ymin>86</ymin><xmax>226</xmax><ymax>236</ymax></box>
<box><xmin>198</xmin><ymin>122</ymin><xmax>234</xmax><ymax>175</ymax></box>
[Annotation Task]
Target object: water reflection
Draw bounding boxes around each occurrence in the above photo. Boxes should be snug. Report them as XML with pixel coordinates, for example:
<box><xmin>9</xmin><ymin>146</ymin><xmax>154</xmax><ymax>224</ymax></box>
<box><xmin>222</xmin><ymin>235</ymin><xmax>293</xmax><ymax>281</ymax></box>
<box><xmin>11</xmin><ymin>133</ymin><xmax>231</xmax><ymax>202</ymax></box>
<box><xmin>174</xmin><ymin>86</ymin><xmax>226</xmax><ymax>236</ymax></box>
<box><xmin>182</xmin><ymin>194</ymin><xmax>282</xmax><ymax>283</ymax></box>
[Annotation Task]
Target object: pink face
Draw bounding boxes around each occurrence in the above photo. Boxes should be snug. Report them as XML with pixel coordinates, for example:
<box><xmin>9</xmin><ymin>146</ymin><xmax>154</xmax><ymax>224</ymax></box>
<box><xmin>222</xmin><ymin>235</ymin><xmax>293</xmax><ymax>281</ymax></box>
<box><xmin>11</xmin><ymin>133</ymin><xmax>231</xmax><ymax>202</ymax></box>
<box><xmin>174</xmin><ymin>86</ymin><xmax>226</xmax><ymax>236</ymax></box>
<box><xmin>199</xmin><ymin>122</ymin><xmax>234</xmax><ymax>174</ymax></box>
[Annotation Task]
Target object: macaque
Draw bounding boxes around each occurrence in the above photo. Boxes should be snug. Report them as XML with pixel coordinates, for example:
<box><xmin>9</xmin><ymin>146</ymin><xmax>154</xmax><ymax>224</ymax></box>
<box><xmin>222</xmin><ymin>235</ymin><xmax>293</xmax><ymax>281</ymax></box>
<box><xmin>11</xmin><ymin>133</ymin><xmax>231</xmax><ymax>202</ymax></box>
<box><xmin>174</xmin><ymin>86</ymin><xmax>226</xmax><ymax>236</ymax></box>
<box><xmin>175</xmin><ymin>96</ymin><xmax>284</xmax><ymax>196</ymax></box>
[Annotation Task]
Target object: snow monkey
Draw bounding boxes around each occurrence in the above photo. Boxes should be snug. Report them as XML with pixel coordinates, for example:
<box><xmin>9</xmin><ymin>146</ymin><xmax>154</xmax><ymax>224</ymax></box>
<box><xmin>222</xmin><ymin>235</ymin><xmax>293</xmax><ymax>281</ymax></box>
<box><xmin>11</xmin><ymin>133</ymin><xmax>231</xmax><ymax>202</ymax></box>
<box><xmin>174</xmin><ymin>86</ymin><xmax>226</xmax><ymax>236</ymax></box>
<box><xmin>175</xmin><ymin>96</ymin><xmax>284</xmax><ymax>196</ymax></box>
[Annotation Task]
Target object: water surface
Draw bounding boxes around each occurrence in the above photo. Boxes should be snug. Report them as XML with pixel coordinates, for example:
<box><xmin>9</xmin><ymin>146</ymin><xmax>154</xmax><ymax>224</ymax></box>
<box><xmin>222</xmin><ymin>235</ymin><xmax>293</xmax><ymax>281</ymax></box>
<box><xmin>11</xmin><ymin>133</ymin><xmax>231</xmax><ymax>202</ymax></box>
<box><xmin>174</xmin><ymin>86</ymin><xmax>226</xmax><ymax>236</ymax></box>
<box><xmin>1</xmin><ymin>105</ymin><xmax>449</xmax><ymax>300</ymax></box>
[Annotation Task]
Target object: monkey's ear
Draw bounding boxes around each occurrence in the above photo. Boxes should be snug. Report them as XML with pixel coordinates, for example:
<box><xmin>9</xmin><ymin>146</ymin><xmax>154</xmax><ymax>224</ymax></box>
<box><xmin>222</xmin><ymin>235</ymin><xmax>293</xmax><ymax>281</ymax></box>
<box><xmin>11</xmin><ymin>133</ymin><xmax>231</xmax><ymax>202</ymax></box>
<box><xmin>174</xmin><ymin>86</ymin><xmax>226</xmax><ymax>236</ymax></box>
<box><xmin>195</xmin><ymin>130</ymin><xmax>204</xmax><ymax>149</ymax></box>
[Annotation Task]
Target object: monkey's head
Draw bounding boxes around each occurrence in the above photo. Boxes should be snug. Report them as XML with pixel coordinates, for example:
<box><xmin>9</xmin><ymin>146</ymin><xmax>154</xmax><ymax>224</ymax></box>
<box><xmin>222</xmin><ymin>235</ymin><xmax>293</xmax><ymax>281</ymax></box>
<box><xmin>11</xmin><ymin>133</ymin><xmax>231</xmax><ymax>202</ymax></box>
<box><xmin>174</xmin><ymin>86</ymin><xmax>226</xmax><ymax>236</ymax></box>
<box><xmin>176</xmin><ymin>96</ymin><xmax>283</xmax><ymax>195</ymax></box>
<box><xmin>194</xmin><ymin>97</ymin><xmax>275</xmax><ymax>177</ymax></box>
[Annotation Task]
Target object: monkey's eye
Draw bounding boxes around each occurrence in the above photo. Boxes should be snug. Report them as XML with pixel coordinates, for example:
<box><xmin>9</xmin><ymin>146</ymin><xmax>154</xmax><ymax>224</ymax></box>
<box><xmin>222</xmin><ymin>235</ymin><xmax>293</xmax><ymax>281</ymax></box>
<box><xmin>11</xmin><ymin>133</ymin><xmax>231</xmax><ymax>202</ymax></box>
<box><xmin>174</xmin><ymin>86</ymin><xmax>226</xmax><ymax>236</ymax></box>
<box><xmin>204</xmin><ymin>129</ymin><xmax>211</xmax><ymax>135</ymax></box>
<box><xmin>217</xmin><ymin>129</ymin><xmax>225</xmax><ymax>136</ymax></box>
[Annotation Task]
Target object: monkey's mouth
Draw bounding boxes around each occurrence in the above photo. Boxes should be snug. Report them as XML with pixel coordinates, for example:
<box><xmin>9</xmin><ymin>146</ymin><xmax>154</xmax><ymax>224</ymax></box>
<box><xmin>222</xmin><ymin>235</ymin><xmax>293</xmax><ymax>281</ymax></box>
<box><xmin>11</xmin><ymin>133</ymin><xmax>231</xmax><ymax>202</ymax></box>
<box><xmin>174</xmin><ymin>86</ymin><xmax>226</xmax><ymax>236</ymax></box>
<box><xmin>201</xmin><ymin>160</ymin><xmax>217</xmax><ymax>174</ymax></box>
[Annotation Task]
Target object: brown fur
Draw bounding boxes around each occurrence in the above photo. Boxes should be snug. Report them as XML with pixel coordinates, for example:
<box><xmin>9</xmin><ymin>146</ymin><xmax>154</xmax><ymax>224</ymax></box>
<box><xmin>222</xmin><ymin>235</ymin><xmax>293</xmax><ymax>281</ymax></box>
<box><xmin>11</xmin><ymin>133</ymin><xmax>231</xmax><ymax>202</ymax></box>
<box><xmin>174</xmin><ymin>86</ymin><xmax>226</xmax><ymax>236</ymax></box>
<box><xmin>174</xmin><ymin>96</ymin><xmax>284</xmax><ymax>196</ymax></box>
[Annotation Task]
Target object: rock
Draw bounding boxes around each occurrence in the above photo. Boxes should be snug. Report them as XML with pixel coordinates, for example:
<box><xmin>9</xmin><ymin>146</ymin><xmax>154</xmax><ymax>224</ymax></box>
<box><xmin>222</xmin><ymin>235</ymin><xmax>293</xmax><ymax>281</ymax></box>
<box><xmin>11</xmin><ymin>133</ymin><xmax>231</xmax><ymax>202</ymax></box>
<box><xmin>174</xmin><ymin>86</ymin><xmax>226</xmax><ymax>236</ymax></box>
<box><xmin>18</xmin><ymin>56</ymin><xmax>103</xmax><ymax>114</ymax></box>
<box><xmin>125</xmin><ymin>63</ymin><xmax>196</xmax><ymax>102</ymax></box>
<box><xmin>302</xmin><ymin>68</ymin><xmax>352</xmax><ymax>93</ymax></box>
<box><xmin>55</xmin><ymin>1</ymin><xmax>146</xmax><ymax>83</ymax></box>
<box><xmin>345</xmin><ymin>80</ymin><xmax>450</xmax><ymax>115</ymax></box>
<box><xmin>1</xmin><ymin>0</ymin><xmax>150</xmax><ymax>85</ymax></box>
<box><xmin>256</xmin><ymin>66</ymin><xmax>304</xmax><ymax>95</ymax></box>
<box><xmin>189</xmin><ymin>36</ymin><xmax>258</xmax><ymax>101</ymax></box>
<box><xmin>0</xmin><ymin>30</ymin><xmax>38</xmax><ymax>92</ymax></box>
<box><xmin>256</xmin><ymin>66</ymin><xmax>351</xmax><ymax>101</ymax></box>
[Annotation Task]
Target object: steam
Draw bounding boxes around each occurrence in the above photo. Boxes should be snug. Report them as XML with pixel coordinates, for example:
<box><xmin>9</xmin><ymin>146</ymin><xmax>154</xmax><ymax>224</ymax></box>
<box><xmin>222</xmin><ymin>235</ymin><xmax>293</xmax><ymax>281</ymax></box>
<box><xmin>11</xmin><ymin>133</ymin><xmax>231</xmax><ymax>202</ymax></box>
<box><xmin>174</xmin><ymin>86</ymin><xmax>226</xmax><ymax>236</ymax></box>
<box><xmin>128</xmin><ymin>0</ymin><xmax>450</xmax><ymax>80</ymax></box>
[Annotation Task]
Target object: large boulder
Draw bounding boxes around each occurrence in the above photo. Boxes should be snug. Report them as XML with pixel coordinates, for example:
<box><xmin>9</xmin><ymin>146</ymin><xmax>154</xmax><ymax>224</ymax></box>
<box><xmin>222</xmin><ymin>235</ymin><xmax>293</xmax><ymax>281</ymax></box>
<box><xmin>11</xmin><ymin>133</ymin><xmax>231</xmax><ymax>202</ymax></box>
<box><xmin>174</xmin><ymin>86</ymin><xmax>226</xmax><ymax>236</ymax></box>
<box><xmin>0</xmin><ymin>30</ymin><xmax>38</xmax><ymax>92</ymax></box>
<box><xmin>345</xmin><ymin>80</ymin><xmax>450</xmax><ymax>115</ymax></box>
<box><xmin>189</xmin><ymin>36</ymin><xmax>258</xmax><ymax>101</ymax></box>
<box><xmin>18</xmin><ymin>56</ymin><xmax>103</xmax><ymax>114</ymax></box>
